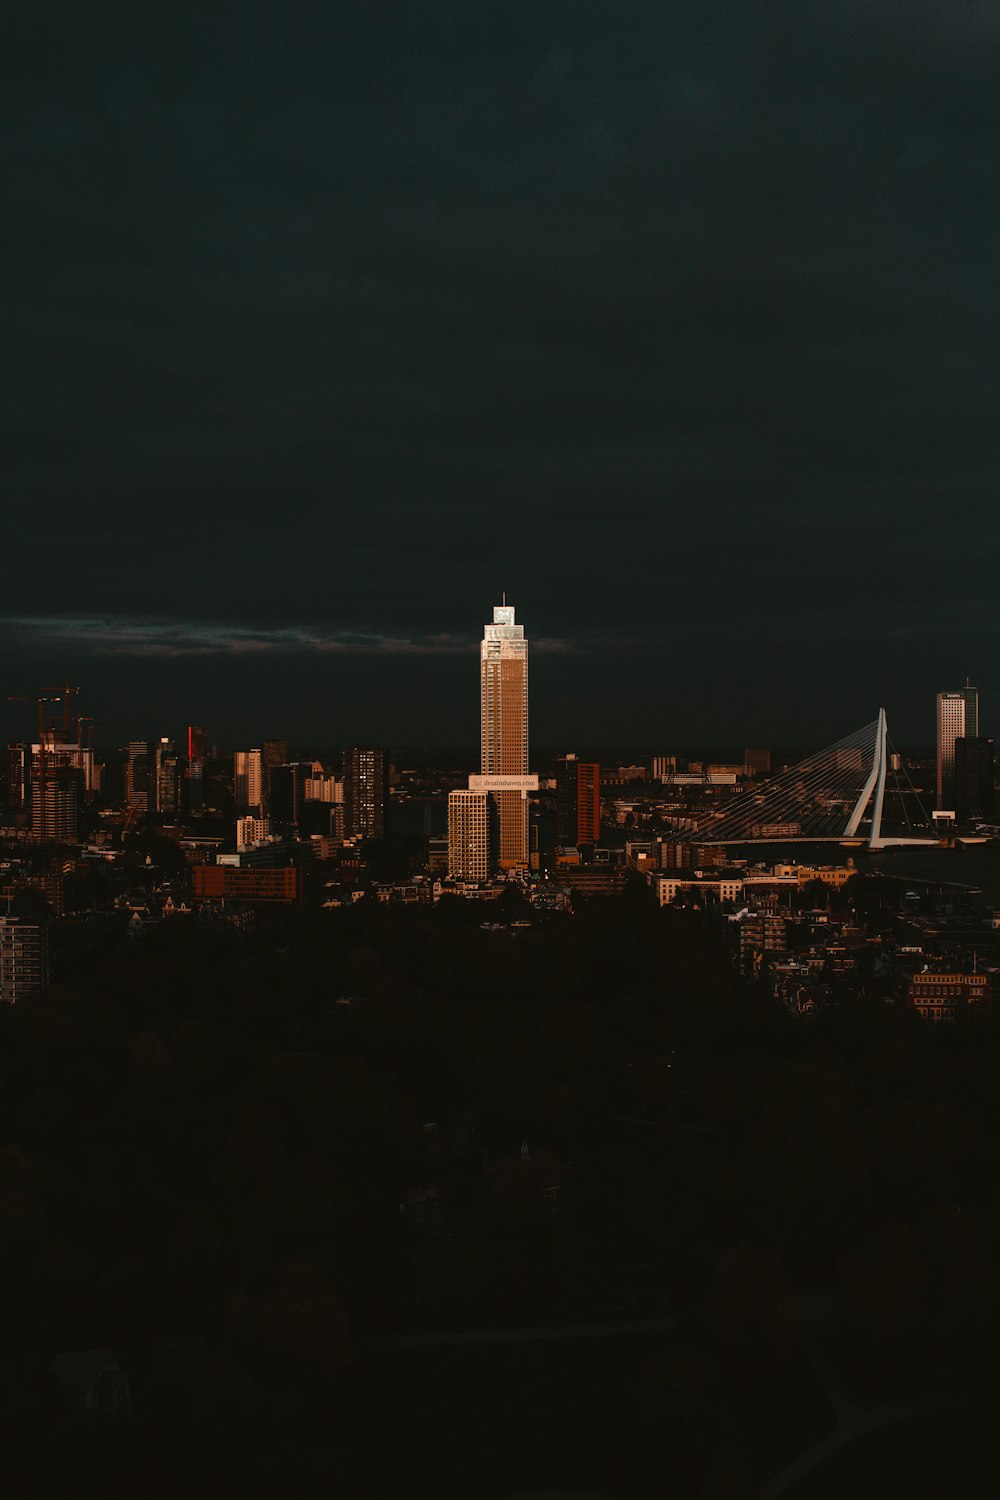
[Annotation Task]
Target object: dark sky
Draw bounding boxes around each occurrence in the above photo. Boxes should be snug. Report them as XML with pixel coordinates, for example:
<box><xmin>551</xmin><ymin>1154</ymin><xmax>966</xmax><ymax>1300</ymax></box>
<box><xmin>4</xmin><ymin>2</ymin><xmax>999</xmax><ymax>751</ymax></box>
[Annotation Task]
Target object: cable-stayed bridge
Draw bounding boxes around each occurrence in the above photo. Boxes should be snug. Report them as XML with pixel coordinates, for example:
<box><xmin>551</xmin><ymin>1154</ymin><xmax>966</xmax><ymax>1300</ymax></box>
<box><xmin>683</xmin><ymin>710</ymin><xmax>934</xmax><ymax>850</ymax></box>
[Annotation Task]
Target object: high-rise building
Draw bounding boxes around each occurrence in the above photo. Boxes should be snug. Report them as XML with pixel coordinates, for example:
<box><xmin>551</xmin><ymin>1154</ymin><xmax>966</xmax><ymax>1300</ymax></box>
<box><xmin>30</xmin><ymin>739</ymin><xmax>88</xmax><ymax>842</ymax></box>
<box><xmin>555</xmin><ymin>754</ymin><xmax>601</xmax><ymax>852</ymax></box>
<box><xmin>954</xmin><ymin>737</ymin><xmax>994</xmax><ymax>823</ymax></box>
<box><xmin>156</xmin><ymin>744</ymin><xmax>187</xmax><ymax>819</ymax></box>
<box><xmin>651</xmin><ymin>755</ymin><xmax>677</xmax><ymax>782</ymax></box>
<box><xmin>187</xmin><ymin>725</ymin><xmax>208</xmax><ymax>763</ymax></box>
<box><xmin>447</xmin><ymin>789</ymin><xmax>493</xmax><ymax>880</ymax></box>
<box><xmin>31</xmin><ymin>762</ymin><xmax>83</xmax><ymax>842</ymax></box>
<box><xmin>262</xmin><ymin>740</ymin><xmax>288</xmax><ymax>814</ymax></box>
<box><xmin>964</xmin><ymin>681</ymin><xmax>980</xmax><ymax>739</ymax></box>
<box><xmin>937</xmin><ymin>684</ymin><xmax>979</xmax><ymax>809</ymax></box>
<box><xmin>343</xmin><ymin>747</ymin><xmax>386</xmax><ymax>839</ymax></box>
<box><xmin>0</xmin><ymin>915</ymin><xmax>50</xmax><ymax>1003</ymax></box>
<box><xmin>744</xmin><ymin>748</ymin><xmax>771</xmax><ymax>778</ymax></box>
<box><xmin>186</xmin><ymin>727</ymin><xmax>208</xmax><ymax>813</ymax></box>
<box><xmin>481</xmin><ymin>602</ymin><xmax>529</xmax><ymax>868</ymax></box>
<box><xmin>234</xmin><ymin>749</ymin><xmax>264</xmax><ymax>814</ymax></box>
<box><xmin>6</xmin><ymin>743</ymin><xmax>28</xmax><ymax>811</ymax></box>
<box><xmin>187</xmin><ymin>758</ymin><xmax>204</xmax><ymax>814</ymax></box>
<box><xmin>304</xmin><ymin>773</ymin><xmax>340</xmax><ymax>803</ymax></box>
<box><xmin>268</xmin><ymin>762</ymin><xmax>310</xmax><ymax>828</ymax></box>
<box><xmin>126</xmin><ymin>740</ymin><xmax>152</xmax><ymax>813</ymax></box>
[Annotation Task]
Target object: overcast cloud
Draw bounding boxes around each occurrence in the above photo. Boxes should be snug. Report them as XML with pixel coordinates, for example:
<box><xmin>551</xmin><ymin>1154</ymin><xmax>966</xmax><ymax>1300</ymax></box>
<box><xmin>3</xmin><ymin>2</ymin><xmax>999</xmax><ymax>747</ymax></box>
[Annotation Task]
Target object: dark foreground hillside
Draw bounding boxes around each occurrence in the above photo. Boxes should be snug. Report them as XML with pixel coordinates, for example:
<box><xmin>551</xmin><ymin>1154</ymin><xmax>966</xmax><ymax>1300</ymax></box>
<box><xmin>2</xmin><ymin>884</ymin><xmax>1000</xmax><ymax>1497</ymax></box>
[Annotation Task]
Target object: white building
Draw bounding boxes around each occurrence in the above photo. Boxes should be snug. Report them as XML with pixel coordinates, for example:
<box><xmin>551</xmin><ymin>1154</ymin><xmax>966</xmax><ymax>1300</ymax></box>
<box><xmin>305</xmin><ymin>775</ymin><xmax>341</xmax><ymax>803</ymax></box>
<box><xmin>656</xmin><ymin>874</ymin><xmax>744</xmax><ymax>906</ymax></box>
<box><xmin>236</xmin><ymin>816</ymin><xmax>271</xmax><ymax>850</ymax></box>
<box><xmin>234</xmin><ymin>749</ymin><xmax>264</xmax><ymax>814</ymax></box>
<box><xmin>937</xmin><ymin>684</ymin><xmax>978</xmax><ymax>809</ymax></box>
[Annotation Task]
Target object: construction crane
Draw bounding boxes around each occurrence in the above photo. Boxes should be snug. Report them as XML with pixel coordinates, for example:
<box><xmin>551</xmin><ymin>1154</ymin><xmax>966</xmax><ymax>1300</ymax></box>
<box><xmin>43</xmin><ymin>680</ymin><xmax>79</xmax><ymax>743</ymax></box>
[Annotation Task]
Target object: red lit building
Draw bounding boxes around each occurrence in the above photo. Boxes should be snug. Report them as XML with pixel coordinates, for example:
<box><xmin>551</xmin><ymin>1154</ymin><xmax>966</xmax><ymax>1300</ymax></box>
<box><xmin>187</xmin><ymin>725</ymin><xmax>208</xmax><ymax>762</ymax></box>
<box><xmin>193</xmin><ymin>865</ymin><xmax>302</xmax><ymax>904</ymax></box>
<box><xmin>556</xmin><ymin>755</ymin><xmax>601</xmax><ymax>854</ymax></box>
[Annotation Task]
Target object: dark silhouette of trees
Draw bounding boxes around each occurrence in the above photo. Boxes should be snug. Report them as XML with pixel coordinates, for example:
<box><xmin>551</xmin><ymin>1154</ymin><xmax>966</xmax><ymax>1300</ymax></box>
<box><xmin>3</xmin><ymin>893</ymin><xmax>1000</xmax><ymax>1493</ymax></box>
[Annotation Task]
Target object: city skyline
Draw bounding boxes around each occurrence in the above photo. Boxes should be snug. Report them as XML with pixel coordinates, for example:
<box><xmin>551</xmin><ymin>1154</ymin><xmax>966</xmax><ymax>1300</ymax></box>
<box><xmin>2</xmin><ymin>682</ymin><xmax>989</xmax><ymax>767</ymax></box>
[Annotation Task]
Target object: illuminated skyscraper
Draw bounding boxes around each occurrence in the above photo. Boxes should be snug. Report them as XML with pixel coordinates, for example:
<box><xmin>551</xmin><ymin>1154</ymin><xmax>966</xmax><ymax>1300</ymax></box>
<box><xmin>447</xmin><ymin>789</ymin><xmax>493</xmax><ymax>880</ymax></box>
<box><xmin>937</xmin><ymin>683</ymin><xmax>979</xmax><ymax>810</ymax></box>
<box><xmin>480</xmin><ymin>601</ymin><xmax>529</xmax><ymax>868</ymax></box>
<box><xmin>234</xmin><ymin>749</ymin><xmax>264</xmax><ymax>814</ymax></box>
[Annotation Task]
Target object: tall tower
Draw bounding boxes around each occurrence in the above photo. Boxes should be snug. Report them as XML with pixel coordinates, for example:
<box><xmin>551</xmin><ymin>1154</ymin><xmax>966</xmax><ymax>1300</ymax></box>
<box><xmin>261</xmin><ymin>740</ymin><xmax>288</xmax><ymax>815</ymax></box>
<box><xmin>187</xmin><ymin>726</ymin><xmax>207</xmax><ymax>814</ymax></box>
<box><xmin>963</xmin><ymin>680</ymin><xmax>980</xmax><ymax>738</ymax></box>
<box><xmin>481</xmin><ymin>602</ymin><xmax>529</xmax><ymax>868</ymax></box>
<box><xmin>937</xmin><ymin>685</ymin><xmax>978</xmax><ymax>810</ymax></box>
<box><xmin>343</xmin><ymin>746</ymin><xmax>386</xmax><ymax>840</ymax></box>
<box><xmin>126</xmin><ymin>740</ymin><xmax>153</xmax><ymax>813</ymax></box>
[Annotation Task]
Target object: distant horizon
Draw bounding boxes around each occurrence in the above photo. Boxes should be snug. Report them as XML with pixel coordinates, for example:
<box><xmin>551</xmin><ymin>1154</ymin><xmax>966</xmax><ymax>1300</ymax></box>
<box><xmin>0</xmin><ymin>641</ymin><xmax>976</xmax><ymax>756</ymax></box>
<box><xmin>65</xmin><ymin>736</ymin><xmax>942</xmax><ymax>766</ymax></box>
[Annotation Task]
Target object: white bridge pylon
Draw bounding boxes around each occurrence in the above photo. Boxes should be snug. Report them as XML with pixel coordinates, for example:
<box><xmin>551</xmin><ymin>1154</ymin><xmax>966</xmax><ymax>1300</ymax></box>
<box><xmin>845</xmin><ymin>706</ymin><xmax>887</xmax><ymax>844</ymax></box>
<box><xmin>690</xmin><ymin>708</ymin><xmax>922</xmax><ymax>849</ymax></box>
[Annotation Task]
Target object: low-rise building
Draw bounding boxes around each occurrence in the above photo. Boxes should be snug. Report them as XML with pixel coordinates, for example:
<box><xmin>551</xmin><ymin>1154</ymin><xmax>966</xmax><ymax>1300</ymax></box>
<box><xmin>903</xmin><ymin>968</ymin><xmax>989</xmax><ymax>1023</ymax></box>
<box><xmin>192</xmin><ymin>865</ymin><xmax>302</xmax><ymax>904</ymax></box>
<box><xmin>656</xmin><ymin>872</ymin><xmax>744</xmax><ymax>905</ymax></box>
<box><xmin>772</xmin><ymin>862</ymin><xmax>855</xmax><ymax>890</ymax></box>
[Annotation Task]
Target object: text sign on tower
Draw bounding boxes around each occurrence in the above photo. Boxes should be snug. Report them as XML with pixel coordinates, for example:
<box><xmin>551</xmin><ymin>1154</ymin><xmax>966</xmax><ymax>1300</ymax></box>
<box><xmin>468</xmin><ymin>775</ymin><xmax>539</xmax><ymax>793</ymax></box>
